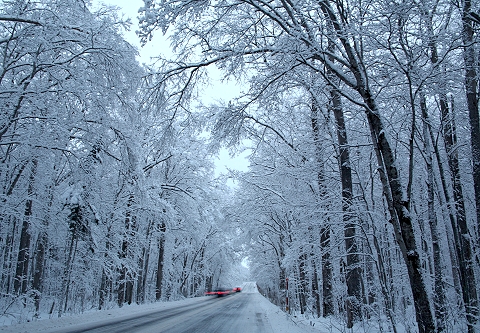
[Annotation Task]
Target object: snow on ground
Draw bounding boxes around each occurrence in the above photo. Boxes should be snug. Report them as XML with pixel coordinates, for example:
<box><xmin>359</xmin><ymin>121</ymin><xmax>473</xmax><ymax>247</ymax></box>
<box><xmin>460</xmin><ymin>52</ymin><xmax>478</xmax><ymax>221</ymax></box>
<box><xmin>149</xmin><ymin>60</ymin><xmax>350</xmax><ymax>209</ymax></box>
<box><xmin>1</xmin><ymin>282</ymin><xmax>317</xmax><ymax>333</ymax></box>
<box><xmin>0</xmin><ymin>296</ymin><xmax>205</xmax><ymax>333</ymax></box>
<box><xmin>241</xmin><ymin>282</ymin><xmax>319</xmax><ymax>333</ymax></box>
<box><xmin>247</xmin><ymin>282</ymin><xmax>401</xmax><ymax>333</ymax></box>
<box><xmin>250</xmin><ymin>280</ymin><xmax>411</xmax><ymax>333</ymax></box>
<box><xmin>0</xmin><ymin>282</ymin><xmax>405</xmax><ymax>333</ymax></box>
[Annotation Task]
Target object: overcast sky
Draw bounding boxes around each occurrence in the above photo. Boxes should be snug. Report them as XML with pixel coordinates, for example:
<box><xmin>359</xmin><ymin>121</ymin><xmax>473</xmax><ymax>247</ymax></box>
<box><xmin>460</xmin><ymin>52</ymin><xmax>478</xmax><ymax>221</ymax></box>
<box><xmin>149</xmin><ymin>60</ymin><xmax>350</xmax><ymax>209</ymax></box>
<box><xmin>91</xmin><ymin>0</ymin><xmax>250</xmax><ymax>177</ymax></box>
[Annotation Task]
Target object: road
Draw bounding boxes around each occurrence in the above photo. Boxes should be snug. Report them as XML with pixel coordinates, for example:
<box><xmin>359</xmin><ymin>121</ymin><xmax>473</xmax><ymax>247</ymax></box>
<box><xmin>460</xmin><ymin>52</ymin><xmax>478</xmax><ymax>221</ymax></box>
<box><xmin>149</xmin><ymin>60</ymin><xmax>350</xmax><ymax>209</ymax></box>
<box><xmin>1</xmin><ymin>282</ymin><xmax>319</xmax><ymax>333</ymax></box>
<box><xmin>64</xmin><ymin>293</ymin><xmax>273</xmax><ymax>333</ymax></box>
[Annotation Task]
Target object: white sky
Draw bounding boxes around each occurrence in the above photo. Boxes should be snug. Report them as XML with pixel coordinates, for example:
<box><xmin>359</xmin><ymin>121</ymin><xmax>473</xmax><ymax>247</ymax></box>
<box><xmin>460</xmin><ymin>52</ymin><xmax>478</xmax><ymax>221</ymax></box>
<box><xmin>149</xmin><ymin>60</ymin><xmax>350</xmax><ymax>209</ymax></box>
<box><xmin>91</xmin><ymin>0</ymin><xmax>250</xmax><ymax>177</ymax></box>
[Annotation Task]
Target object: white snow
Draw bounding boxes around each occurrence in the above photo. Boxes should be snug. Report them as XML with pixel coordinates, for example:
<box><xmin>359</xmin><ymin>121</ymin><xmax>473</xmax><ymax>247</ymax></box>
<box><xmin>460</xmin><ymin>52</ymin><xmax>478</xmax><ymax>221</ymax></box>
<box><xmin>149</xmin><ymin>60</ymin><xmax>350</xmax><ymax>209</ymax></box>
<box><xmin>0</xmin><ymin>297</ymin><xmax>203</xmax><ymax>333</ymax></box>
<box><xmin>1</xmin><ymin>282</ymin><xmax>412</xmax><ymax>333</ymax></box>
<box><xmin>0</xmin><ymin>282</ymin><xmax>317</xmax><ymax>333</ymax></box>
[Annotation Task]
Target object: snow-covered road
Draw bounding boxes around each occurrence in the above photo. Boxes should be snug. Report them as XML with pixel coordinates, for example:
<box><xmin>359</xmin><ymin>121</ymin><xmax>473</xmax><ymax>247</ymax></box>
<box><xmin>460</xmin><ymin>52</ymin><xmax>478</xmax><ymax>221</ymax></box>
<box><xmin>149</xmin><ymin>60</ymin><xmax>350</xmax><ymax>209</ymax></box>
<box><xmin>1</xmin><ymin>282</ymin><xmax>320</xmax><ymax>333</ymax></box>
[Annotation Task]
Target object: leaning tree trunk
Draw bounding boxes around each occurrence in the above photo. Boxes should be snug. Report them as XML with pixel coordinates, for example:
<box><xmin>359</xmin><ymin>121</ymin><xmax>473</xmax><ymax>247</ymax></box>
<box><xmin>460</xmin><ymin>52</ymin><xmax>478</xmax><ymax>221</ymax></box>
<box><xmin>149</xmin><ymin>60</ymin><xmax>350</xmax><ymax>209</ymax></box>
<box><xmin>424</xmin><ymin>6</ymin><xmax>479</xmax><ymax>328</ymax></box>
<box><xmin>441</xmin><ymin>95</ymin><xmax>478</xmax><ymax>332</ymax></box>
<box><xmin>462</xmin><ymin>0</ymin><xmax>480</xmax><ymax>242</ymax></box>
<box><xmin>460</xmin><ymin>3</ymin><xmax>480</xmax><ymax>330</ymax></box>
<box><xmin>422</xmin><ymin>86</ymin><xmax>464</xmax><ymax>305</ymax></box>
<box><xmin>318</xmin><ymin>2</ymin><xmax>435</xmax><ymax>330</ymax></box>
<box><xmin>364</xmin><ymin>91</ymin><xmax>434</xmax><ymax>333</ymax></box>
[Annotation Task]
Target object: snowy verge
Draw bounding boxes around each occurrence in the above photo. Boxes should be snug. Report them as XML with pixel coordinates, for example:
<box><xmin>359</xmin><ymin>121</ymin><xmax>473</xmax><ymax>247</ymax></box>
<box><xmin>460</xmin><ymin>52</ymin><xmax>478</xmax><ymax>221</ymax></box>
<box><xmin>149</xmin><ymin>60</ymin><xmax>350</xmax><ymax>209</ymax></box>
<box><xmin>242</xmin><ymin>281</ymin><xmax>320</xmax><ymax>333</ymax></box>
<box><xmin>0</xmin><ymin>284</ymin><xmax>321</xmax><ymax>333</ymax></box>
<box><xmin>0</xmin><ymin>297</ymin><xmax>204</xmax><ymax>333</ymax></box>
<box><xmin>254</xmin><ymin>293</ymin><xmax>321</xmax><ymax>333</ymax></box>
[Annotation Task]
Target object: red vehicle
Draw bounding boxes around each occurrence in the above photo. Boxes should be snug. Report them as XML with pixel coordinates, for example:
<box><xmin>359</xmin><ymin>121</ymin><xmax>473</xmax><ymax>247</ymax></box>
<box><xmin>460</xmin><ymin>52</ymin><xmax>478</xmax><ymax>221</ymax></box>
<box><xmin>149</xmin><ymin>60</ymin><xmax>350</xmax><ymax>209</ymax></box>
<box><xmin>205</xmin><ymin>288</ymin><xmax>231</xmax><ymax>297</ymax></box>
<box><xmin>233</xmin><ymin>287</ymin><xmax>241</xmax><ymax>292</ymax></box>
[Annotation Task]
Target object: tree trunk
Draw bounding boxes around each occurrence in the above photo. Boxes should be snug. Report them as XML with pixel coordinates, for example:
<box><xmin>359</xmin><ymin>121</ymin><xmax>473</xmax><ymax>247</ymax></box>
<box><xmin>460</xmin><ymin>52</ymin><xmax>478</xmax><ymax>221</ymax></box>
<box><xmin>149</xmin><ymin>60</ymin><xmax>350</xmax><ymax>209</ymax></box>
<box><xmin>156</xmin><ymin>222</ymin><xmax>166</xmax><ymax>301</ymax></box>
<box><xmin>424</xmin><ymin>6</ymin><xmax>478</xmax><ymax>326</ymax></box>
<box><xmin>425</xmin><ymin>103</ymin><xmax>463</xmax><ymax>299</ymax></box>
<box><xmin>320</xmin><ymin>225</ymin><xmax>333</xmax><ymax>316</ymax></box>
<box><xmin>14</xmin><ymin>209</ymin><xmax>32</xmax><ymax>295</ymax></box>
<box><xmin>364</xmin><ymin>93</ymin><xmax>434</xmax><ymax>332</ymax></box>
<box><xmin>58</xmin><ymin>205</ymin><xmax>80</xmax><ymax>318</ymax></box>
<box><xmin>32</xmin><ymin>231</ymin><xmax>47</xmax><ymax>314</ymax></box>
<box><xmin>1</xmin><ymin>217</ymin><xmax>16</xmax><ymax>295</ymax></box>
<box><xmin>311</xmin><ymin>103</ymin><xmax>334</xmax><ymax>316</ymax></box>
<box><xmin>318</xmin><ymin>3</ymin><xmax>434</xmax><ymax>329</ymax></box>
<box><xmin>32</xmin><ymin>181</ymin><xmax>55</xmax><ymax>315</ymax></box>
<box><xmin>118</xmin><ymin>193</ymin><xmax>136</xmax><ymax>307</ymax></box>
<box><xmin>14</xmin><ymin>160</ymin><xmax>37</xmax><ymax>295</ymax></box>
<box><xmin>99</xmin><ymin>268</ymin><xmax>108</xmax><ymax>310</ymax></box>
<box><xmin>462</xmin><ymin>2</ymin><xmax>480</xmax><ymax>256</ymax></box>
<box><xmin>136</xmin><ymin>221</ymin><xmax>153</xmax><ymax>304</ymax></box>
<box><xmin>99</xmin><ymin>228</ymin><xmax>112</xmax><ymax>310</ymax></box>
<box><xmin>421</xmin><ymin>94</ymin><xmax>446</xmax><ymax>331</ymax></box>
<box><xmin>443</xmin><ymin>95</ymin><xmax>478</xmax><ymax>331</ymax></box>
<box><xmin>117</xmin><ymin>238</ymin><xmax>129</xmax><ymax>307</ymax></box>
<box><xmin>298</xmin><ymin>252</ymin><xmax>307</xmax><ymax>315</ymax></box>
<box><xmin>329</xmin><ymin>84</ymin><xmax>364</xmax><ymax>327</ymax></box>
<box><xmin>311</xmin><ymin>260</ymin><xmax>321</xmax><ymax>318</ymax></box>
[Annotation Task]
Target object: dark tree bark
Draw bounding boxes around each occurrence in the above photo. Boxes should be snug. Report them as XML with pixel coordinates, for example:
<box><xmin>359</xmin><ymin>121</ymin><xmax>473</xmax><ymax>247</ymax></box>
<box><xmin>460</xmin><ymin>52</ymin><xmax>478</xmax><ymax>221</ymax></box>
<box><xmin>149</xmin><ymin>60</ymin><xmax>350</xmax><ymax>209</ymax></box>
<box><xmin>14</xmin><ymin>208</ymin><xmax>32</xmax><ymax>295</ymax></box>
<box><xmin>59</xmin><ymin>204</ymin><xmax>81</xmax><ymax>318</ymax></box>
<box><xmin>320</xmin><ymin>226</ymin><xmax>333</xmax><ymax>316</ymax></box>
<box><xmin>328</xmin><ymin>83</ymin><xmax>364</xmax><ymax>327</ymax></box>
<box><xmin>318</xmin><ymin>3</ymin><xmax>435</xmax><ymax>330</ymax></box>
<box><xmin>155</xmin><ymin>222</ymin><xmax>166</xmax><ymax>301</ymax></box>
<box><xmin>14</xmin><ymin>160</ymin><xmax>37</xmax><ymax>295</ymax></box>
<box><xmin>32</xmin><ymin>182</ymin><xmax>54</xmax><ymax>315</ymax></box>
<box><xmin>298</xmin><ymin>252</ymin><xmax>308</xmax><ymax>315</ymax></box>
<box><xmin>1</xmin><ymin>217</ymin><xmax>16</xmax><ymax>295</ymax></box>
<box><xmin>421</xmin><ymin>94</ymin><xmax>446</xmax><ymax>331</ymax></box>
<box><xmin>32</xmin><ymin>230</ymin><xmax>47</xmax><ymax>314</ymax></box>
<box><xmin>442</xmin><ymin>96</ymin><xmax>478</xmax><ymax>332</ymax></box>
<box><xmin>118</xmin><ymin>193</ymin><xmax>136</xmax><ymax>307</ymax></box>
<box><xmin>425</xmin><ymin>4</ymin><xmax>478</xmax><ymax>322</ymax></box>
<box><xmin>99</xmin><ymin>228</ymin><xmax>112</xmax><ymax>310</ymax></box>
<box><xmin>311</xmin><ymin>103</ymin><xmax>334</xmax><ymax>316</ymax></box>
<box><xmin>136</xmin><ymin>220</ymin><xmax>153</xmax><ymax>304</ymax></box>
<box><xmin>98</xmin><ymin>268</ymin><xmax>108</xmax><ymax>310</ymax></box>
<box><xmin>311</xmin><ymin>260</ymin><xmax>321</xmax><ymax>318</ymax></box>
<box><xmin>462</xmin><ymin>1</ymin><xmax>480</xmax><ymax>253</ymax></box>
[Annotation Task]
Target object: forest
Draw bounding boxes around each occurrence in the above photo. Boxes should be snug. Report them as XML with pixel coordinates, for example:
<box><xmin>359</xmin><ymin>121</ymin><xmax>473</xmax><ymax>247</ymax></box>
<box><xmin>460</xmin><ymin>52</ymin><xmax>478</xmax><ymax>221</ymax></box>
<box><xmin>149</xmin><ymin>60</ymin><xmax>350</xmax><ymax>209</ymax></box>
<box><xmin>1</xmin><ymin>0</ymin><xmax>480</xmax><ymax>333</ymax></box>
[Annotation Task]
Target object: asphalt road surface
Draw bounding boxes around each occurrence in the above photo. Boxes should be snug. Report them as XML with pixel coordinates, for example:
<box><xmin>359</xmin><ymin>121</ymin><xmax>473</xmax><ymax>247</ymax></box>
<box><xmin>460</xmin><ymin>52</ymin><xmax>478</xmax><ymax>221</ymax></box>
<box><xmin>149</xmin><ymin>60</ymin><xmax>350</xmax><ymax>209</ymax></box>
<box><xmin>2</xmin><ymin>282</ymin><xmax>321</xmax><ymax>333</ymax></box>
<box><xmin>64</xmin><ymin>292</ymin><xmax>273</xmax><ymax>333</ymax></box>
<box><xmin>0</xmin><ymin>282</ymin><xmax>283</xmax><ymax>333</ymax></box>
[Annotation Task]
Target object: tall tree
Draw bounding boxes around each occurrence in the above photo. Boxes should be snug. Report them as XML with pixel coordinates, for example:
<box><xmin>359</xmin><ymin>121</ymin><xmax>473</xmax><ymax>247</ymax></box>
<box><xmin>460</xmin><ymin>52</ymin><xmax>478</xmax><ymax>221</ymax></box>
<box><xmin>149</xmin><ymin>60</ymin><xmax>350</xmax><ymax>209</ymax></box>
<box><xmin>139</xmin><ymin>1</ymin><xmax>435</xmax><ymax>330</ymax></box>
<box><xmin>462</xmin><ymin>0</ymin><xmax>480</xmax><ymax>247</ymax></box>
